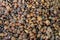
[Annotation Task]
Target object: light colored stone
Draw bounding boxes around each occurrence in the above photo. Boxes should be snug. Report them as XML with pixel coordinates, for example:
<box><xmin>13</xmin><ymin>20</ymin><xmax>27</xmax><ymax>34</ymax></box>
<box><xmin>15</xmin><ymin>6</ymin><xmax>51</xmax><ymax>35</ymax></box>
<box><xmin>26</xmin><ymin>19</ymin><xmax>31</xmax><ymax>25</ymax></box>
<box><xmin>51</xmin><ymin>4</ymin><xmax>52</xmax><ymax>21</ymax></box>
<box><xmin>27</xmin><ymin>4</ymin><xmax>32</xmax><ymax>8</ymax></box>
<box><xmin>45</xmin><ymin>20</ymin><xmax>50</xmax><ymax>25</ymax></box>
<box><xmin>24</xmin><ymin>30</ymin><xmax>29</xmax><ymax>33</ymax></box>
<box><xmin>0</xmin><ymin>33</ymin><xmax>5</xmax><ymax>37</ymax></box>
<box><xmin>47</xmin><ymin>27</ymin><xmax>52</xmax><ymax>32</ymax></box>
<box><xmin>13</xmin><ymin>0</ymin><xmax>17</xmax><ymax>2</ymax></box>
<box><xmin>6</xmin><ymin>5</ymin><xmax>11</xmax><ymax>11</ymax></box>
<box><xmin>0</xmin><ymin>20</ymin><xmax>2</xmax><ymax>24</ymax></box>
<box><xmin>59</xmin><ymin>31</ymin><xmax>60</xmax><ymax>36</ymax></box>
<box><xmin>4</xmin><ymin>26</ymin><xmax>8</xmax><ymax>30</ymax></box>
<box><xmin>11</xmin><ymin>37</ymin><xmax>16</xmax><ymax>40</ymax></box>
<box><xmin>37</xmin><ymin>16</ymin><xmax>42</xmax><ymax>21</ymax></box>
<box><xmin>41</xmin><ymin>0</ymin><xmax>44</xmax><ymax>3</ymax></box>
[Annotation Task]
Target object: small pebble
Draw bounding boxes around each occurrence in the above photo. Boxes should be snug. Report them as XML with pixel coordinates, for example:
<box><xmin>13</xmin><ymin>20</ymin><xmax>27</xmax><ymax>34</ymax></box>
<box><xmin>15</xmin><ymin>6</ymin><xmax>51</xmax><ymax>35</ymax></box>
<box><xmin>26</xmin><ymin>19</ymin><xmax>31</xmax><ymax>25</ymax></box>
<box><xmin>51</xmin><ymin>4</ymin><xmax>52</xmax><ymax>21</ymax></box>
<box><xmin>45</xmin><ymin>20</ymin><xmax>50</xmax><ymax>25</ymax></box>
<box><xmin>11</xmin><ymin>37</ymin><xmax>16</xmax><ymax>40</ymax></box>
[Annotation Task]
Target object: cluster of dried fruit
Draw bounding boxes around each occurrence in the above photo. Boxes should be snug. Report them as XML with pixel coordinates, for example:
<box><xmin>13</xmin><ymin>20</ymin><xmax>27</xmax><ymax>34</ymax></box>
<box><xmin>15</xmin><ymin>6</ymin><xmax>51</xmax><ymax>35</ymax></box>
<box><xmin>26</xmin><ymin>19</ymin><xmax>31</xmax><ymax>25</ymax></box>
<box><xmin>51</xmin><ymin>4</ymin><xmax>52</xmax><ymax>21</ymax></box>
<box><xmin>0</xmin><ymin>0</ymin><xmax>60</xmax><ymax>40</ymax></box>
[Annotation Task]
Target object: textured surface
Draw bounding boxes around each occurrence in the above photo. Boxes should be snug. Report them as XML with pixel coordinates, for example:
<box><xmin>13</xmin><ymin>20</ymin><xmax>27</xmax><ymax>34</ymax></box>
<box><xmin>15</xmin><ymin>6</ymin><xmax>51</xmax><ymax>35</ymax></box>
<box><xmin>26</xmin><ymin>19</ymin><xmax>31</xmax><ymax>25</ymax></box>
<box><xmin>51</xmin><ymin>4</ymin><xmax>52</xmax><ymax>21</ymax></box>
<box><xmin>0</xmin><ymin>0</ymin><xmax>60</xmax><ymax>40</ymax></box>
